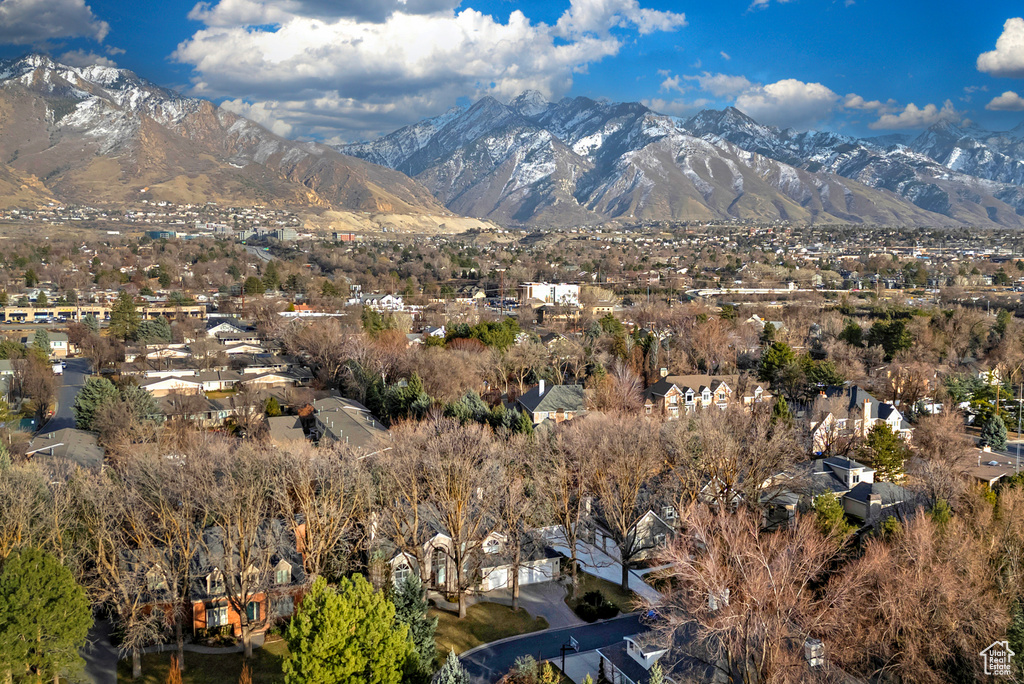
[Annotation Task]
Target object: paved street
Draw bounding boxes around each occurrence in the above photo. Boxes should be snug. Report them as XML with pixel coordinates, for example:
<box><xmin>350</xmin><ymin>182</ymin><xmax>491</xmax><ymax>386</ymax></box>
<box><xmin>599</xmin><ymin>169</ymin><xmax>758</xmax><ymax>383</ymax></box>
<box><xmin>461</xmin><ymin>613</ymin><xmax>644</xmax><ymax>683</ymax></box>
<box><xmin>45</xmin><ymin>357</ymin><xmax>91</xmax><ymax>432</ymax></box>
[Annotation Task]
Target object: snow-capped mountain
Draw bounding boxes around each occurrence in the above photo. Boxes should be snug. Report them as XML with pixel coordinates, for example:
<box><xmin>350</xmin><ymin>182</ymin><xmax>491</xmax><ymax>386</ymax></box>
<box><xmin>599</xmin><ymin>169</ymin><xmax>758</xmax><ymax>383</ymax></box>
<box><xmin>341</xmin><ymin>94</ymin><xmax>1024</xmax><ymax>227</ymax></box>
<box><xmin>0</xmin><ymin>54</ymin><xmax>446</xmax><ymax>214</ymax></box>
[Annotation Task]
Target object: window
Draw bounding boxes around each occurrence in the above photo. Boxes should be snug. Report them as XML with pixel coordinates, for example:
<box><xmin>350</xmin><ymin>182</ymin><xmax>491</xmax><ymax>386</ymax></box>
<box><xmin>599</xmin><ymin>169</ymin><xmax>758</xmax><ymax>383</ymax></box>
<box><xmin>432</xmin><ymin>548</ymin><xmax>446</xmax><ymax>587</ymax></box>
<box><xmin>394</xmin><ymin>563</ymin><xmax>411</xmax><ymax>585</ymax></box>
<box><xmin>245</xmin><ymin>601</ymin><xmax>261</xmax><ymax>622</ymax></box>
<box><xmin>206</xmin><ymin>606</ymin><xmax>228</xmax><ymax>628</ymax></box>
<box><xmin>852</xmin><ymin>474</ymin><xmax>860</xmax><ymax>484</ymax></box>
<box><xmin>484</xmin><ymin>539</ymin><xmax>501</xmax><ymax>554</ymax></box>
<box><xmin>654</xmin><ymin>533</ymin><xmax>667</xmax><ymax>546</ymax></box>
<box><xmin>645</xmin><ymin>405</ymin><xmax>652</xmax><ymax>415</ymax></box>
<box><xmin>208</xmin><ymin>569</ymin><xmax>225</xmax><ymax>595</ymax></box>
<box><xmin>275</xmin><ymin>562</ymin><xmax>291</xmax><ymax>586</ymax></box>
<box><xmin>661</xmin><ymin>506</ymin><xmax>677</xmax><ymax>521</ymax></box>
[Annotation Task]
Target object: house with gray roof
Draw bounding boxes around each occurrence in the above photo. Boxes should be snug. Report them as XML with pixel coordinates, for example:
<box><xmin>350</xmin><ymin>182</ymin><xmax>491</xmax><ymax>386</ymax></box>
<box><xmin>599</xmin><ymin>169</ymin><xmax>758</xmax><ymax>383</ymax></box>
<box><xmin>516</xmin><ymin>380</ymin><xmax>585</xmax><ymax>426</ymax></box>
<box><xmin>26</xmin><ymin>427</ymin><xmax>105</xmax><ymax>472</ymax></box>
<box><xmin>764</xmin><ymin>456</ymin><xmax>907</xmax><ymax>527</ymax></box>
<box><xmin>311</xmin><ymin>397</ymin><xmax>389</xmax><ymax>451</ymax></box>
<box><xmin>810</xmin><ymin>385</ymin><xmax>912</xmax><ymax>453</ymax></box>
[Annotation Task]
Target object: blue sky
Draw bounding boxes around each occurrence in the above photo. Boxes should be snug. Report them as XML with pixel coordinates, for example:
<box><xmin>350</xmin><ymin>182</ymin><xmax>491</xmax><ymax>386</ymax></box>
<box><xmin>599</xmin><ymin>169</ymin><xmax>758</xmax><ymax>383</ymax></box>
<box><xmin>2</xmin><ymin>0</ymin><xmax>1024</xmax><ymax>143</ymax></box>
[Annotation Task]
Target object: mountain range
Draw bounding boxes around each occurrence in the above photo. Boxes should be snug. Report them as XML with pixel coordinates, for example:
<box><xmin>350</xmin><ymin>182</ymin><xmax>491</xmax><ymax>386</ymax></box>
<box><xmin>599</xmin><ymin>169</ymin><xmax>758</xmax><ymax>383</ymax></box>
<box><xmin>343</xmin><ymin>92</ymin><xmax>1024</xmax><ymax>228</ymax></box>
<box><xmin>2</xmin><ymin>53</ymin><xmax>1024</xmax><ymax>230</ymax></box>
<box><xmin>0</xmin><ymin>54</ymin><xmax>449</xmax><ymax>219</ymax></box>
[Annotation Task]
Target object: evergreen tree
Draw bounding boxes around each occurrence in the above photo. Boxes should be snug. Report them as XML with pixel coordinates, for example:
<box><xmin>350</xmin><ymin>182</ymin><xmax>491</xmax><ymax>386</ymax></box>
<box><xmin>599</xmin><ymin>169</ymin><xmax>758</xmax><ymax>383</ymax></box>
<box><xmin>265</xmin><ymin>396</ymin><xmax>282</xmax><ymax>417</ymax></box>
<box><xmin>980</xmin><ymin>413</ymin><xmax>1009</xmax><ymax>450</ymax></box>
<box><xmin>109</xmin><ymin>290</ymin><xmax>141</xmax><ymax>341</ymax></box>
<box><xmin>284</xmin><ymin>575</ymin><xmax>410</xmax><ymax>684</ymax></box>
<box><xmin>24</xmin><ymin>269</ymin><xmax>37</xmax><ymax>287</ymax></box>
<box><xmin>392</xmin><ymin>574</ymin><xmax>437</xmax><ymax>675</ymax></box>
<box><xmin>770</xmin><ymin>395</ymin><xmax>792</xmax><ymax>426</ymax></box>
<box><xmin>758</xmin><ymin>341</ymin><xmax>796</xmax><ymax>384</ymax></box>
<box><xmin>34</xmin><ymin>290</ymin><xmax>47</xmax><ymax>307</ymax></box>
<box><xmin>121</xmin><ymin>383</ymin><xmax>160</xmax><ymax>423</ymax></box>
<box><xmin>82</xmin><ymin>313</ymin><xmax>99</xmax><ymax>333</ymax></box>
<box><xmin>262</xmin><ymin>261</ymin><xmax>281</xmax><ymax>291</ymax></box>
<box><xmin>813</xmin><ymin>493</ymin><xmax>855</xmax><ymax>538</ymax></box>
<box><xmin>0</xmin><ymin>548</ymin><xmax>92</xmax><ymax>682</ymax></box>
<box><xmin>243</xmin><ymin>276</ymin><xmax>265</xmax><ymax>296</ymax></box>
<box><xmin>859</xmin><ymin>423</ymin><xmax>909</xmax><ymax>482</ymax></box>
<box><xmin>73</xmin><ymin>377</ymin><xmax>120</xmax><ymax>430</ymax></box>
<box><xmin>648</xmin><ymin>662</ymin><xmax>664</xmax><ymax>684</ymax></box>
<box><xmin>32</xmin><ymin>329</ymin><xmax>49</xmax><ymax>355</ymax></box>
<box><xmin>137</xmin><ymin>316</ymin><xmax>172</xmax><ymax>343</ymax></box>
<box><xmin>929</xmin><ymin>498</ymin><xmax>953</xmax><ymax>528</ymax></box>
<box><xmin>0</xmin><ymin>442</ymin><xmax>10</xmax><ymax>471</ymax></box>
<box><xmin>435</xmin><ymin>650</ymin><xmax>469</xmax><ymax>684</ymax></box>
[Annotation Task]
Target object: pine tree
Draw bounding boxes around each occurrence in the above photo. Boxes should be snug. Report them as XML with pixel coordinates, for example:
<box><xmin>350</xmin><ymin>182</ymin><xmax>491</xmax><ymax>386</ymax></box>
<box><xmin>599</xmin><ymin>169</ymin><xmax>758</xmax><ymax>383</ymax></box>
<box><xmin>648</xmin><ymin>662</ymin><xmax>665</xmax><ymax>684</ymax></box>
<box><xmin>859</xmin><ymin>423</ymin><xmax>909</xmax><ymax>482</ymax></box>
<box><xmin>0</xmin><ymin>548</ymin><xmax>93</xmax><ymax>682</ymax></box>
<box><xmin>284</xmin><ymin>575</ymin><xmax>410</xmax><ymax>684</ymax></box>
<box><xmin>32</xmin><ymin>328</ymin><xmax>49</xmax><ymax>355</ymax></box>
<box><xmin>82</xmin><ymin>314</ymin><xmax>99</xmax><ymax>333</ymax></box>
<box><xmin>109</xmin><ymin>290</ymin><xmax>141</xmax><ymax>341</ymax></box>
<box><xmin>770</xmin><ymin>395</ymin><xmax>792</xmax><ymax>426</ymax></box>
<box><xmin>981</xmin><ymin>413</ymin><xmax>1009</xmax><ymax>450</ymax></box>
<box><xmin>72</xmin><ymin>376</ymin><xmax>120</xmax><ymax>430</ymax></box>
<box><xmin>121</xmin><ymin>383</ymin><xmax>160</xmax><ymax>423</ymax></box>
<box><xmin>392</xmin><ymin>573</ymin><xmax>437</xmax><ymax>673</ymax></box>
<box><xmin>435</xmin><ymin>650</ymin><xmax>469</xmax><ymax>684</ymax></box>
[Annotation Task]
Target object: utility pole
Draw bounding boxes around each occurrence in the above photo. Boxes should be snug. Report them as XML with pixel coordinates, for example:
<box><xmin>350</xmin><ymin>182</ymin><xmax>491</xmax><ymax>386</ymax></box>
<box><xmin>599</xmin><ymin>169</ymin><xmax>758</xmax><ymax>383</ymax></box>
<box><xmin>1017</xmin><ymin>383</ymin><xmax>1022</xmax><ymax>473</ymax></box>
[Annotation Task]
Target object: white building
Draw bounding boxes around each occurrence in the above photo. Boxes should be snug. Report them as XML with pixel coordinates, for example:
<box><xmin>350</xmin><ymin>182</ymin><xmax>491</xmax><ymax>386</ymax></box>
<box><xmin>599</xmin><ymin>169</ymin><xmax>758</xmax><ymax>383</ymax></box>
<box><xmin>518</xmin><ymin>282</ymin><xmax>580</xmax><ymax>307</ymax></box>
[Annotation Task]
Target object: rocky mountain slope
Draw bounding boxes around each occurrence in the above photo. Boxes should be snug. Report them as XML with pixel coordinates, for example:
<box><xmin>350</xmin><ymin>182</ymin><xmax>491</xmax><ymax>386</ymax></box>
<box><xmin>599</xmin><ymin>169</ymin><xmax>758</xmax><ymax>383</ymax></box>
<box><xmin>0</xmin><ymin>54</ymin><xmax>448</xmax><ymax>215</ymax></box>
<box><xmin>343</xmin><ymin>93</ymin><xmax>1024</xmax><ymax>228</ymax></box>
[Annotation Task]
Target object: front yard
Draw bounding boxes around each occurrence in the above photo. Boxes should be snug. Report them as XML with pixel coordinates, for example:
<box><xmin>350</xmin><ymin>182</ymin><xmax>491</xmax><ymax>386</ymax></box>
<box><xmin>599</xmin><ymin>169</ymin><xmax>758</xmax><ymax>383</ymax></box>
<box><xmin>564</xmin><ymin>573</ymin><xmax>639</xmax><ymax>615</ymax></box>
<box><xmin>116</xmin><ymin>638</ymin><xmax>289</xmax><ymax>684</ymax></box>
<box><xmin>431</xmin><ymin>602</ymin><xmax>549</xmax><ymax>664</ymax></box>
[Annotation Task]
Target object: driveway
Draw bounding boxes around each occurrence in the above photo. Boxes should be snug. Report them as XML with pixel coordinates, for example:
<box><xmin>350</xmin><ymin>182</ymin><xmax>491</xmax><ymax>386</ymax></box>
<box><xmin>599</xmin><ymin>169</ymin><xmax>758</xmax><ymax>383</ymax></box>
<box><xmin>44</xmin><ymin>357</ymin><xmax>91</xmax><ymax>432</ymax></box>
<box><xmin>461</xmin><ymin>613</ymin><xmax>644</xmax><ymax>683</ymax></box>
<box><xmin>83</xmin><ymin>618</ymin><xmax>118</xmax><ymax>684</ymax></box>
<box><xmin>545</xmin><ymin>533</ymin><xmax>663</xmax><ymax>604</ymax></box>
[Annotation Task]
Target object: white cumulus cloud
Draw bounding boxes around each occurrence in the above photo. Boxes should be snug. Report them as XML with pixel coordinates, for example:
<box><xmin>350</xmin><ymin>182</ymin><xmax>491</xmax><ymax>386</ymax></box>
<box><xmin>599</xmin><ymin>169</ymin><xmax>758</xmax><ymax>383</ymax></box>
<box><xmin>986</xmin><ymin>91</ymin><xmax>1024</xmax><ymax>111</ymax></box>
<box><xmin>734</xmin><ymin>78</ymin><xmax>838</xmax><ymax>129</ymax></box>
<box><xmin>174</xmin><ymin>0</ymin><xmax>688</xmax><ymax>141</ymax></box>
<box><xmin>58</xmin><ymin>49</ymin><xmax>117</xmax><ymax>67</ymax></box>
<box><xmin>978</xmin><ymin>17</ymin><xmax>1024</xmax><ymax>78</ymax></box>
<box><xmin>868</xmin><ymin>100</ymin><xmax>962</xmax><ymax>130</ymax></box>
<box><xmin>685</xmin><ymin>72</ymin><xmax>754</xmax><ymax>97</ymax></box>
<box><xmin>0</xmin><ymin>0</ymin><xmax>109</xmax><ymax>45</ymax></box>
<box><xmin>840</xmin><ymin>93</ymin><xmax>899</xmax><ymax>114</ymax></box>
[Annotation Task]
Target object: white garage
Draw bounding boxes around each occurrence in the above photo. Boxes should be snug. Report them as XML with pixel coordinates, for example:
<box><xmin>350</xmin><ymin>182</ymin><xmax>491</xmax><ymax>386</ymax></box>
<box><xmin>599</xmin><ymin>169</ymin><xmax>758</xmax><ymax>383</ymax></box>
<box><xmin>518</xmin><ymin>559</ymin><xmax>557</xmax><ymax>585</ymax></box>
<box><xmin>486</xmin><ymin>567</ymin><xmax>509</xmax><ymax>591</ymax></box>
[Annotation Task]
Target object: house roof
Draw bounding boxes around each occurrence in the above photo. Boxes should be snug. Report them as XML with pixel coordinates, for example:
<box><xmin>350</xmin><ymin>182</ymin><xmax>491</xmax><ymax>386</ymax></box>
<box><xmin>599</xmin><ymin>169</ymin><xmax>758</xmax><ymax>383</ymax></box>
<box><xmin>845</xmin><ymin>481</ymin><xmax>906</xmax><ymax>506</ymax></box>
<box><xmin>517</xmin><ymin>384</ymin><xmax>585</xmax><ymax>414</ymax></box>
<box><xmin>26</xmin><ymin>428</ymin><xmax>104</xmax><ymax>472</ymax></box>
<box><xmin>821</xmin><ymin>385</ymin><xmax>912</xmax><ymax>432</ymax></box>
<box><xmin>645</xmin><ymin>374</ymin><xmax>739</xmax><ymax>400</ymax></box>
<box><xmin>313</xmin><ymin>397</ymin><xmax>389</xmax><ymax>450</ymax></box>
<box><xmin>266</xmin><ymin>415</ymin><xmax>306</xmax><ymax>444</ymax></box>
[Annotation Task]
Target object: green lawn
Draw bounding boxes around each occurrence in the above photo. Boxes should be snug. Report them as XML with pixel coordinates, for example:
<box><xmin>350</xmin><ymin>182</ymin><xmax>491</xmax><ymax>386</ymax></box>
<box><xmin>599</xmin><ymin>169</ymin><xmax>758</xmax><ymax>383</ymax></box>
<box><xmin>431</xmin><ymin>602</ymin><xmax>548</xmax><ymax>661</ymax></box>
<box><xmin>565</xmin><ymin>573</ymin><xmax>639</xmax><ymax>614</ymax></box>
<box><xmin>117</xmin><ymin>638</ymin><xmax>289</xmax><ymax>684</ymax></box>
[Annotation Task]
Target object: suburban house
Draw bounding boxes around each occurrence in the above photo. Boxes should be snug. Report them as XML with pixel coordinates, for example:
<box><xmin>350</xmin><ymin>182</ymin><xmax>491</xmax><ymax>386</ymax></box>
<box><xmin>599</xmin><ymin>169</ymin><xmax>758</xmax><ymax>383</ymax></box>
<box><xmin>518</xmin><ymin>282</ymin><xmax>580</xmax><ymax>307</ymax></box>
<box><xmin>764</xmin><ymin>457</ymin><xmax>907</xmax><ymax>527</ymax></box>
<box><xmin>311</xmin><ymin>397</ymin><xmax>389</xmax><ymax>451</ymax></box>
<box><xmin>374</xmin><ymin>508</ymin><xmax>560</xmax><ymax>594</ymax></box>
<box><xmin>585</xmin><ymin>507</ymin><xmax>676</xmax><ymax>563</ymax></box>
<box><xmin>140</xmin><ymin>376</ymin><xmax>205</xmax><ymax>397</ymax></box>
<box><xmin>516</xmin><ymin>381</ymin><xmax>585</xmax><ymax>426</ymax></box>
<box><xmin>643</xmin><ymin>374</ymin><xmax>772</xmax><ymax>418</ymax></box>
<box><xmin>597</xmin><ymin>630</ymin><xmax>718</xmax><ymax>684</ymax></box>
<box><xmin>810</xmin><ymin>386</ymin><xmax>912</xmax><ymax>453</ymax></box>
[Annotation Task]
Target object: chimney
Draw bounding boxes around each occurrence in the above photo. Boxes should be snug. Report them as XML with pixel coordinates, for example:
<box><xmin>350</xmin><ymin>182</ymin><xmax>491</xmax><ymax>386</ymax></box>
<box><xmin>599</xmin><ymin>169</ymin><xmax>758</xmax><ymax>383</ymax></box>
<box><xmin>868</xmin><ymin>493</ymin><xmax>882</xmax><ymax>521</ymax></box>
<box><xmin>862</xmin><ymin>397</ymin><xmax>871</xmax><ymax>435</ymax></box>
<box><xmin>538</xmin><ymin>379</ymin><xmax>545</xmax><ymax>396</ymax></box>
<box><xmin>660</xmin><ymin>367</ymin><xmax>668</xmax><ymax>378</ymax></box>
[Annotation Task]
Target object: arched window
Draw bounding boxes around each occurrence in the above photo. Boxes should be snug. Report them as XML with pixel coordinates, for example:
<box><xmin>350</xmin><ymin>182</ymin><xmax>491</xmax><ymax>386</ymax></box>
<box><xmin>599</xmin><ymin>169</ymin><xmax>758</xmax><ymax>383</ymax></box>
<box><xmin>432</xmin><ymin>548</ymin><xmax>446</xmax><ymax>587</ymax></box>
<box><xmin>394</xmin><ymin>563</ymin><xmax>411</xmax><ymax>586</ymax></box>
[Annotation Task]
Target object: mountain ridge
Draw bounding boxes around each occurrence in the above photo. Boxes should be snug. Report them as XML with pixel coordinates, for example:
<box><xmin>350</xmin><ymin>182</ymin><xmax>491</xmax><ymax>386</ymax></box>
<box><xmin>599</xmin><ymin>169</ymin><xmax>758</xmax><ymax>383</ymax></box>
<box><xmin>341</xmin><ymin>94</ymin><xmax>1024</xmax><ymax>228</ymax></box>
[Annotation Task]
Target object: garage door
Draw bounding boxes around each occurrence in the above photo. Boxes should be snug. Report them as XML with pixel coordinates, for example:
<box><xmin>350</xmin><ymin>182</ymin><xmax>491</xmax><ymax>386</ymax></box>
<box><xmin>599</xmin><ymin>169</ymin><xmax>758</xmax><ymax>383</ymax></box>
<box><xmin>488</xmin><ymin>567</ymin><xmax>509</xmax><ymax>591</ymax></box>
<box><xmin>518</xmin><ymin>560</ymin><xmax>556</xmax><ymax>585</ymax></box>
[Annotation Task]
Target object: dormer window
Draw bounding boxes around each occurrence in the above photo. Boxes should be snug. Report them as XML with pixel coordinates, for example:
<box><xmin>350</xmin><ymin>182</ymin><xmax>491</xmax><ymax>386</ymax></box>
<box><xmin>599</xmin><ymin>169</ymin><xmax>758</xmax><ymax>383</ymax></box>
<box><xmin>275</xmin><ymin>560</ymin><xmax>292</xmax><ymax>585</ymax></box>
<box><xmin>208</xmin><ymin>568</ymin><xmax>225</xmax><ymax>595</ymax></box>
<box><xmin>394</xmin><ymin>563</ymin><xmax>411</xmax><ymax>585</ymax></box>
<box><xmin>484</xmin><ymin>538</ymin><xmax>501</xmax><ymax>554</ymax></box>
